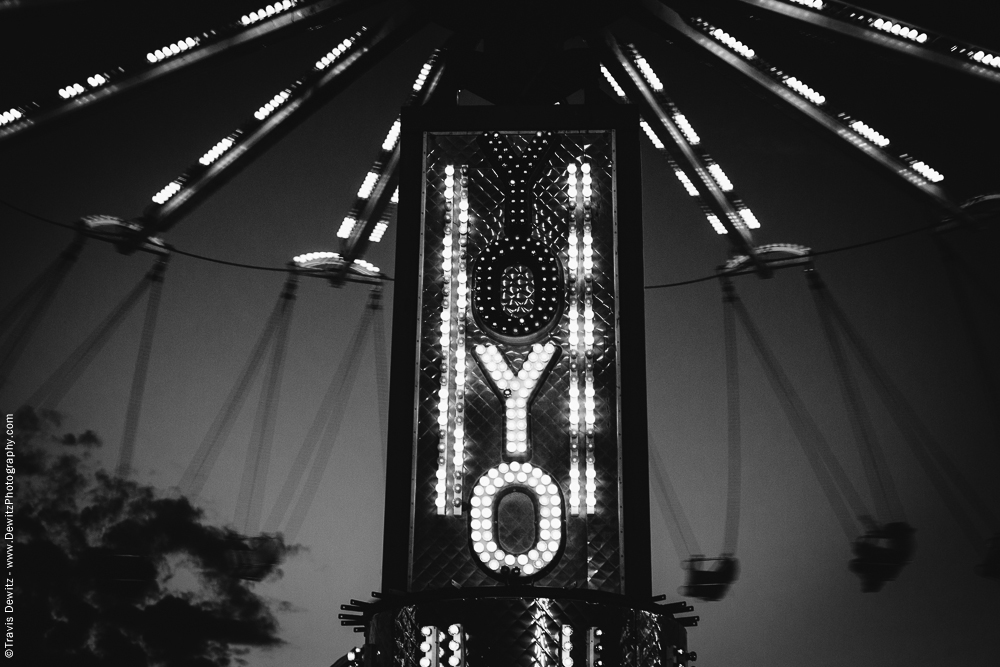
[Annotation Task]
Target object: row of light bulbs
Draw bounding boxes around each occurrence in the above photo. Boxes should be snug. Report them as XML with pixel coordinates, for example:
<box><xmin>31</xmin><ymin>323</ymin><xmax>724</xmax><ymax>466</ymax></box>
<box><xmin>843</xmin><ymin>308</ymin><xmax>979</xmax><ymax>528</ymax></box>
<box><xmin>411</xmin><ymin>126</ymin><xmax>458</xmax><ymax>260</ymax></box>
<box><xmin>469</xmin><ymin>462</ymin><xmax>563</xmax><ymax>576</ymax></box>
<box><xmin>336</xmin><ymin>216</ymin><xmax>356</xmax><ymax>239</ymax></box>
<box><xmin>871</xmin><ymin>18</ymin><xmax>928</xmax><ymax>43</ymax></box>
<box><xmin>849</xmin><ymin>120</ymin><xmax>890</xmax><ymax>147</ymax></box>
<box><xmin>356</xmin><ymin>171</ymin><xmax>379</xmax><ymax>199</ymax></box>
<box><xmin>314</xmin><ymin>35</ymin><xmax>358</xmax><ymax>71</ymax></box>
<box><xmin>151</xmin><ymin>180</ymin><xmax>182</xmax><ymax>205</ymax></box>
<box><xmin>146</xmin><ymin>36</ymin><xmax>199</xmax><ymax>64</ymax></box>
<box><xmin>782</xmin><ymin>75</ymin><xmax>826</xmax><ymax>105</ymax></box>
<box><xmin>292</xmin><ymin>251</ymin><xmax>339</xmax><ymax>267</ymax></box>
<box><xmin>253</xmin><ymin>89</ymin><xmax>292</xmax><ymax>121</ymax></box>
<box><xmin>241</xmin><ymin>1</ymin><xmax>297</xmax><ymax>26</ymax></box>
<box><xmin>419</xmin><ymin>626</ymin><xmax>445</xmax><ymax>667</ymax></box>
<box><xmin>198</xmin><ymin>135</ymin><xmax>237</xmax><ymax>166</ymax></box>
<box><xmin>788</xmin><ymin>0</ymin><xmax>824</xmax><ymax>8</ymax></box>
<box><xmin>57</xmin><ymin>82</ymin><xmax>87</xmax><ymax>99</ymax></box>
<box><xmin>969</xmin><ymin>50</ymin><xmax>1000</xmax><ymax>69</ymax></box>
<box><xmin>635</xmin><ymin>56</ymin><xmax>663</xmax><ymax>91</ymax></box>
<box><xmin>707</xmin><ymin>163</ymin><xmax>734</xmax><ymax>192</ymax></box>
<box><xmin>561</xmin><ymin>626</ymin><xmax>574</xmax><ymax>667</ymax></box>
<box><xmin>673</xmin><ymin>113</ymin><xmax>701</xmax><ymax>146</ymax></box>
<box><xmin>0</xmin><ymin>109</ymin><xmax>23</xmax><ymax>126</ymax></box>
<box><xmin>909</xmin><ymin>160</ymin><xmax>944</xmax><ymax>183</ymax></box>
<box><xmin>710</xmin><ymin>28</ymin><xmax>756</xmax><ymax>60</ymax></box>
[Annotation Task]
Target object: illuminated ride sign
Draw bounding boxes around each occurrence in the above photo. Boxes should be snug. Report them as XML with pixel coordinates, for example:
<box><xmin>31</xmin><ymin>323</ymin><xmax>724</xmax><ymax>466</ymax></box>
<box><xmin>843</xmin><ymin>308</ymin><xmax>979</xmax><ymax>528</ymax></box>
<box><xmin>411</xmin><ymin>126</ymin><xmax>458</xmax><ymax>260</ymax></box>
<box><xmin>357</xmin><ymin>107</ymin><xmax>692</xmax><ymax>666</ymax></box>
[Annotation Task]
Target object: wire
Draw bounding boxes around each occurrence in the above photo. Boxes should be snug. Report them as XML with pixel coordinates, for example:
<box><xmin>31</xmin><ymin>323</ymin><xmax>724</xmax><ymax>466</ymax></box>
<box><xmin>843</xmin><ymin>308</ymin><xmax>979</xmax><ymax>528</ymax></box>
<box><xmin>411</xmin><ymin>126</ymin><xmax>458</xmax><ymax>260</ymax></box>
<box><xmin>0</xmin><ymin>198</ymin><xmax>395</xmax><ymax>282</ymax></box>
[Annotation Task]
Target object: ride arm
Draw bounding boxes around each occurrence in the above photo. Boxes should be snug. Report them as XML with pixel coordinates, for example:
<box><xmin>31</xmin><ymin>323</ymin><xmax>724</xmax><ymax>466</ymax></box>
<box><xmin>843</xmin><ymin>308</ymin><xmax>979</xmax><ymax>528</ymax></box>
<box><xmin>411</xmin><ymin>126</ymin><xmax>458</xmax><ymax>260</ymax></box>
<box><xmin>0</xmin><ymin>0</ymin><xmax>381</xmax><ymax>143</ymax></box>
<box><xmin>121</xmin><ymin>4</ymin><xmax>421</xmax><ymax>253</ymax></box>
<box><xmin>595</xmin><ymin>31</ymin><xmax>770</xmax><ymax>275</ymax></box>
<box><xmin>337</xmin><ymin>52</ymin><xmax>446</xmax><ymax>273</ymax></box>
<box><xmin>722</xmin><ymin>0</ymin><xmax>1000</xmax><ymax>85</ymax></box>
<box><xmin>638</xmin><ymin>1</ymin><xmax>964</xmax><ymax>218</ymax></box>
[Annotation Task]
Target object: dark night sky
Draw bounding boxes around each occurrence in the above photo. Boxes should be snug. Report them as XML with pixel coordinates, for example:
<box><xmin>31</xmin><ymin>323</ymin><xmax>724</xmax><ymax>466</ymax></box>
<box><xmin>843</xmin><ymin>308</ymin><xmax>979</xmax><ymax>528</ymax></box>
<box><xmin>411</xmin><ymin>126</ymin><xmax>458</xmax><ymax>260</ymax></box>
<box><xmin>1</xmin><ymin>1</ymin><xmax>998</xmax><ymax>665</ymax></box>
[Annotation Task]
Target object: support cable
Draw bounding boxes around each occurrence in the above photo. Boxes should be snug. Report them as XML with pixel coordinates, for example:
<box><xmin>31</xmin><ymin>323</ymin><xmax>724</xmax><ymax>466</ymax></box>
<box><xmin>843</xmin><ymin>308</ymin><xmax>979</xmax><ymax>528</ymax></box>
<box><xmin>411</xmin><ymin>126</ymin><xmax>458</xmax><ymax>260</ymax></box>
<box><xmin>934</xmin><ymin>238</ymin><xmax>1000</xmax><ymax>444</ymax></box>
<box><xmin>178</xmin><ymin>277</ymin><xmax>291</xmax><ymax>498</ymax></box>
<box><xmin>806</xmin><ymin>267</ymin><xmax>904</xmax><ymax>524</ymax></box>
<box><xmin>723</xmin><ymin>278</ymin><xmax>869</xmax><ymax>542</ymax></box>
<box><xmin>371</xmin><ymin>288</ymin><xmax>389</xmax><ymax>476</ymax></box>
<box><xmin>721</xmin><ymin>285</ymin><xmax>742</xmax><ymax>555</ymax></box>
<box><xmin>818</xmin><ymin>278</ymin><xmax>1000</xmax><ymax>551</ymax></box>
<box><xmin>116</xmin><ymin>255</ymin><xmax>169</xmax><ymax>478</ymax></box>
<box><xmin>0</xmin><ymin>235</ymin><xmax>85</xmax><ymax>392</ymax></box>
<box><xmin>264</xmin><ymin>290</ymin><xmax>374</xmax><ymax>540</ymax></box>
<box><xmin>649</xmin><ymin>439</ymin><xmax>702</xmax><ymax>558</ymax></box>
<box><xmin>276</xmin><ymin>290</ymin><xmax>377</xmax><ymax>541</ymax></box>
<box><xmin>235</xmin><ymin>274</ymin><xmax>298</xmax><ymax>535</ymax></box>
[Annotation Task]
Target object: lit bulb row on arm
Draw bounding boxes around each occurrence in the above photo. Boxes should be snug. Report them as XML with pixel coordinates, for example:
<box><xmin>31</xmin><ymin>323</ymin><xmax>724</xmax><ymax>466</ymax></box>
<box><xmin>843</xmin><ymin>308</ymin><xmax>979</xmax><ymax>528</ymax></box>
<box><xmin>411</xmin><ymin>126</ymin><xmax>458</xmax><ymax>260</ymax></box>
<box><xmin>435</xmin><ymin>165</ymin><xmax>470</xmax><ymax>514</ymax></box>
<box><xmin>469</xmin><ymin>462</ymin><xmax>563</xmax><ymax>575</ymax></box>
<box><xmin>566</xmin><ymin>162</ymin><xmax>596</xmax><ymax>515</ymax></box>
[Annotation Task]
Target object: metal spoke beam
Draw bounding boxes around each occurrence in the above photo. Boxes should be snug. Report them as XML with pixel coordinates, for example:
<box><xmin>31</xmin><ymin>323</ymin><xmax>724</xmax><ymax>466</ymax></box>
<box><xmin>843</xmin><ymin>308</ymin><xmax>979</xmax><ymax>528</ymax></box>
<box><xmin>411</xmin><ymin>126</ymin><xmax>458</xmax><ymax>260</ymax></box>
<box><xmin>0</xmin><ymin>0</ymin><xmax>378</xmax><ymax>143</ymax></box>
<box><xmin>725</xmin><ymin>0</ymin><xmax>1000</xmax><ymax>85</ymax></box>
<box><xmin>596</xmin><ymin>31</ymin><xmax>769</xmax><ymax>274</ymax></box>
<box><xmin>120</xmin><ymin>3</ymin><xmax>422</xmax><ymax>253</ymax></box>
<box><xmin>641</xmin><ymin>1</ymin><xmax>965</xmax><ymax>219</ymax></box>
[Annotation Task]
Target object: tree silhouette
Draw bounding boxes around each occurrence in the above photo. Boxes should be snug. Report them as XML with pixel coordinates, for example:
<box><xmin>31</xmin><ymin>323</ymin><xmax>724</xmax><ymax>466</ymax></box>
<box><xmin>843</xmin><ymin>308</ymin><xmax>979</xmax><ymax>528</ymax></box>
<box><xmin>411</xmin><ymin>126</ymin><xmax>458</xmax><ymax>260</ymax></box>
<box><xmin>13</xmin><ymin>407</ymin><xmax>297</xmax><ymax>666</ymax></box>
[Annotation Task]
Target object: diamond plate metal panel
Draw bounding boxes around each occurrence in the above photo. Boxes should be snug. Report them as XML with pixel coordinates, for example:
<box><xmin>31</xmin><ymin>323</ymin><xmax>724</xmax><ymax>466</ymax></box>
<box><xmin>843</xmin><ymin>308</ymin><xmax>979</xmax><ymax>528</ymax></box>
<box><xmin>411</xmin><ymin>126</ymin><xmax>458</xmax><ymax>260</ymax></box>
<box><xmin>411</xmin><ymin>130</ymin><xmax>623</xmax><ymax>592</ymax></box>
<box><xmin>393</xmin><ymin>606</ymin><xmax>420</xmax><ymax>667</ymax></box>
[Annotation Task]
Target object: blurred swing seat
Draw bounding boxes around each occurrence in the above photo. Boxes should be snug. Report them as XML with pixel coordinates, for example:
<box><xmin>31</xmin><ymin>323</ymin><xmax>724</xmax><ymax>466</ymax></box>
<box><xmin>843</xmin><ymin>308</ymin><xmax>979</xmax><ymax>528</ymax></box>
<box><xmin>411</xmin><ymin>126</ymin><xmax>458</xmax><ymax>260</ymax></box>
<box><xmin>849</xmin><ymin>522</ymin><xmax>915</xmax><ymax>592</ymax></box>
<box><xmin>681</xmin><ymin>555</ymin><xmax>739</xmax><ymax>602</ymax></box>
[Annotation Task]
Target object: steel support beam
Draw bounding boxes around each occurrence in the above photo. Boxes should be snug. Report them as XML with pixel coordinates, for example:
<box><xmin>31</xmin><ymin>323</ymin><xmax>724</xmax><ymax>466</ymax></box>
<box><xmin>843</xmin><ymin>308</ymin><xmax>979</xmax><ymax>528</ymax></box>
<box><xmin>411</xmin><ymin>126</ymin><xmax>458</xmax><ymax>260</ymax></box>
<box><xmin>639</xmin><ymin>2</ymin><xmax>964</xmax><ymax>219</ymax></box>
<box><xmin>120</xmin><ymin>4</ymin><xmax>421</xmax><ymax>252</ymax></box>
<box><xmin>725</xmin><ymin>0</ymin><xmax>1000</xmax><ymax>85</ymax></box>
<box><xmin>596</xmin><ymin>31</ymin><xmax>769</xmax><ymax>274</ymax></box>
<box><xmin>0</xmin><ymin>0</ymin><xmax>380</xmax><ymax>143</ymax></box>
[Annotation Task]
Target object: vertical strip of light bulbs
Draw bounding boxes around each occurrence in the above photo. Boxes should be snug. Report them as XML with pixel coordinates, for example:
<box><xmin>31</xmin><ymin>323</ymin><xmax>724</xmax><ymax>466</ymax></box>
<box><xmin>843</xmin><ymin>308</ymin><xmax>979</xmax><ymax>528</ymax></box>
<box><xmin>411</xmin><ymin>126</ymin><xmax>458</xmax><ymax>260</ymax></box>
<box><xmin>419</xmin><ymin>626</ymin><xmax>442</xmax><ymax>667</ymax></box>
<box><xmin>435</xmin><ymin>165</ymin><xmax>469</xmax><ymax>515</ymax></box>
<box><xmin>566</xmin><ymin>161</ymin><xmax>596</xmax><ymax>516</ymax></box>
<box><xmin>561</xmin><ymin>626</ymin><xmax>575</xmax><ymax>667</ymax></box>
<box><xmin>446</xmin><ymin>624</ymin><xmax>466</xmax><ymax>667</ymax></box>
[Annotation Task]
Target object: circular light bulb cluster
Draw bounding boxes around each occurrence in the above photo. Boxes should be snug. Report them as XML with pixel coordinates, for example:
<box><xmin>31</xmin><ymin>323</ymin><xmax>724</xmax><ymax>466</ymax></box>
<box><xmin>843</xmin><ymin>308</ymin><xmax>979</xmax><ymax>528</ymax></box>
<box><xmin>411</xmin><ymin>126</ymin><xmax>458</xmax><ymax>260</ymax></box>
<box><xmin>849</xmin><ymin>120</ymin><xmax>890</xmax><ymax>148</ymax></box>
<box><xmin>314</xmin><ymin>35</ymin><xmax>357</xmax><ymax>71</ymax></box>
<box><xmin>476</xmin><ymin>342</ymin><xmax>554</xmax><ymax>455</ymax></box>
<box><xmin>336</xmin><ymin>216</ymin><xmax>356</xmax><ymax>239</ymax></box>
<box><xmin>707</xmin><ymin>163</ymin><xmax>734</xmax><ymax>192</ymax></box>
<box><xmin>599</xmin><ymin>65</ymin><xmax>626</xmax><ymax>98</ymax></box>
<box><xmin>57</xmin><ymin>83</ymin><xmax>85</xmax><ymax>99</ymax></box>
<box><xmin>151</xmin><ymin>180</ymin><xmax>182</xmax><ymax>205</ymax></box>
<box><xmin>561</xmin><ymin>625</ymin><xmax>574</xmax><ymax>667</ymax></box>
<box><xmin>357</xmin><ymin>171</ymin><xmax>379</xmax><ymax>199</ymax></box>
<box><xmin>469</xmin><ymin>462</ymin><xmax>563</xmax><ymax>576</ymax></box>
<box><xmin>146</xmin><ymin>36</ymin><xmax>199</xmax><ymax>64</ymax></box>
<box><xmin>292</xmin><ymin>251</ymin><xmax>340</xmax><ymax>268</ymax></box>
<box><xmin>634</xmin><ymin>56</ymin><xmax>663</xmax><ymax>91</ymax></box>
<box><xmin>199</xmin><ymin>135</ymin><xmax>236</xmax><ymax>166</ymax></box>
<box><xmin>254</xmin><ymin>89</ymin><xmax>292</xmax><ymax>121</ymax></box>
<box><xmin>0</xmin><ymin>108</ymin><xmax>23</xmax><ymax>127</ymax></box>
<box><xmin>672</xmin><ymin>113</ymin><xmax>701</xmax><ymax>146</ymax></box>
<box><xmin>710</xmin><ymin>28</ymin><xmax>755</xmax><ymax>59</ymax></box>
<box><xmin>413</xmin><ymin>60</ymin><xmax>434</xmax><ymax>92</ymax></box>
<box><xmin>640</xmin><ymin>121</ymin><xmax>665</xmax><ymax>150</ymax></box>
<box><xmin>241</xmin><ymin>1</ymin><xmax>296</xmax><ymax>26</ymax></box>
<box><xmin>782</xmin><ymin>76</ymin><xmax>826</xmax><ymax>105</ymax></box>
<box><xmin>872</xmin><ymin>18</ymin><xmax>927</xmax><ymax>43</ymax></box>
